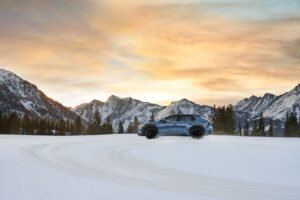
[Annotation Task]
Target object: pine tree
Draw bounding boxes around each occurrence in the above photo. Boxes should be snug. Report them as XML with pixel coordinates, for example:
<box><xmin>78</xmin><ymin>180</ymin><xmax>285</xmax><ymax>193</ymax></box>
<box><xmin>74</xmin><ymin>116</ymin><xmax>83</xmax><ymax>135</ymax></box>
<box><xmin>244</xmin><ymin>119</ymin><xmax>249</xmax><ymax>136</ymax></box>
<box><xmin>86</xmin><ymin>110</ymin><xmax>102</xmax><ymax>135</ymax></box>
<box><xmin>238</xmin><ymin>120</ymin><xmax>242</xmax><ymax>136</ymax></box>
<box><xmin>132</xmin><ymin>116</ymin><xmax>140</xmax><ymax>133</ymax></box>
<box><xmin>252</xmin><ymin>120</ymin><xmax>258</xmax><ymax>136</ymax></box>
<box><xmin>258</xmin><ymin>112</ymin><xmax>265</xmax><ymax>136</ymax></box>
<box><xmin>127</xmin><ymin>121</ymin><xmax>134</xmax><ymax>133</ymax></box>
<box><xmin>269</xmin><ymin>119</ymin><xmax>274</xmax><ymax>137</ymax></box>
<box><xmin>150</xmin><ymin>113</ymin><xmax>155</xmax><ymax>122</ymax></box>
<box><xmin>2</xmin><ymin>115</ymin><xmax>8</xmax><ymax>133</ymax></box>
<box><xmin>0</xmin><ymin>111</ymin><xmax>3</xmax><ymax>134</ymax></box>
<box><xmin>212</xmin><ymin>105</ymin><xmax>235</xmax><ymax>134</ymax></box>
<box><xmin>284</xmin><ymin>112</ymin><xmax>290</xmax><ymax>137</ymax></box>
<box><xmin>57</xmin><ymin>119</ymin><xmax>66</xmax><ymax>135</ymax></box>
<box><xmin>298</xmin><ymin>116</ymin><xmax>300</xmax><ymax>137</ymax></box>
<box><xmin>102</xmin><ymin>117</ymin><xmax>113</xmax><ymax>134</ymax></box>
<box><xmin>22</xmin><ymin>113</ymin><xmax>31</xmax><ymax>135</ymax></box>
<box><xmin>117</xmin><ymin>121</ymin><xmax>124</xmax><ymax>134</ymax></box>
<box><xmin>47</xmin><ymin>120</ymin><xmax>54</xmax><ymax>135</ymax></box>
<box><xmin>284</xmin><ymin>112</ymin><xmax>298</xmax><ymax>137</ymax></box>
<box><xmin>8</xmin><ymin>113</ymin><xmax>20</xmax><ymax>134</ymax></box>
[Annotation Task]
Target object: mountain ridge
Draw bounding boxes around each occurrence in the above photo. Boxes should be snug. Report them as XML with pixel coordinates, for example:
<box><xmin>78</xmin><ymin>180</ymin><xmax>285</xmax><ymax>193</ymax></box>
<box><xmin>0</xmin><ymin>68</ymin><xmax>299</xmax><ymax>132</ymax></box>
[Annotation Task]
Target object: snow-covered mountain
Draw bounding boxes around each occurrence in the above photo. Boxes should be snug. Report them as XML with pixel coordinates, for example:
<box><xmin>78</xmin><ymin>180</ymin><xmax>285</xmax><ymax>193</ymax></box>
<box><xmin>74</xmin><ymin>95</ymin><xmax>164</xmax><ymax>130</ymax></box>
<box><xmin>234</xmin><ymin>93</ymin><xmax>277</xmax><ymax>118</ymax></box>
<box><xmin>74</xmin><ymin>96</ymin><xmax>213</xmax><ymax>131</ymax></box>
<box><xmin>234</xmin><ymin>84</ymin><xmax>300</xmax><ymax>121</ymax></box>
<box><xmin>1</xmin><ymin>68</ymin><xmax>298</xmax><ymax>133</ymax></box>
<box><xmin>156</xmin><ymin>98</ymin><xmax>212</xmax><ymax>120</ymax></box>
<box><xmin>0</xmin><ymin>69</ymin><xmax>78</xmax><ymax>120</ymax></box>
<box><xmin>263</xmin><ymin>84</ymin><xmax>300</xmax><ymax>120</ymax></box>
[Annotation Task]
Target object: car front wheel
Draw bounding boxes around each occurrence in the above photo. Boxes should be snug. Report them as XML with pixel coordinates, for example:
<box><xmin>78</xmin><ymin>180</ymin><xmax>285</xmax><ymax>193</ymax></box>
<box><xmin>145</xmin><ymin>127</ymin><xmax>158</xmax><ymax>139</ymax></box>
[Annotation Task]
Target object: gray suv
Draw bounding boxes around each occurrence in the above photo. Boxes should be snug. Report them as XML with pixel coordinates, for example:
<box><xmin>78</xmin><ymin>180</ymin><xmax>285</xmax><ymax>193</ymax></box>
<box><xmin>137</xmin><ymin>114</ymin><xmax>213</xmax><ymax>139</ymax></box>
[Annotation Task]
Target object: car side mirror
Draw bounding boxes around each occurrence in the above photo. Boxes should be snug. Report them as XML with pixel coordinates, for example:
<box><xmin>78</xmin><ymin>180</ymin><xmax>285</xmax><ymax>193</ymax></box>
<box><xmin>160</xmin><ymin>119</ymin><xmax>167</xmax><ymax>123</ymax></box>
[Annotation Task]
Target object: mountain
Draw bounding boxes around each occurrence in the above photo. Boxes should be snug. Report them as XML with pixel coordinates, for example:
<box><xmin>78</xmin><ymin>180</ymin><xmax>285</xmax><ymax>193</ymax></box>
<box><xmin>156</xmin><ymin>98</ymin><xmax>212</xmax><ymax>120</ymax></box>
<box><xmin>263</xmin><ymin>84</ymin><xmax>300</xmax><ymax>120</ymax></box>
<box><xmin>234</xmin><ymin>93</ymin><xmax>277</xmax><ymax>118</ymax></box>
<box><xmin>234</xmin><ymin>84</ymin><xmax>300</xmax><ymax>120</ymax></box>
<box><xmin>0</xmin><ymin>69</ymin><xmax>78</xmax><ymax>120</ymax></box>
<box><xmin>234</xmin><ymin>84</ymin><xmax>300</xmax><ymax>134</ymax></box>
<box><xmin>74</xmin><ymin>96</ymin><xmax>213</xmax><ymax>131</ymax></box>
<box><xmin>1</xmin><ymin>68</ymin><xmax>298</xmax><ymax>133</ymax></box>
<box><xmin>74</xmin><ymin>95</ymin><xmax>164</xmax><ymax>130</ymax></box>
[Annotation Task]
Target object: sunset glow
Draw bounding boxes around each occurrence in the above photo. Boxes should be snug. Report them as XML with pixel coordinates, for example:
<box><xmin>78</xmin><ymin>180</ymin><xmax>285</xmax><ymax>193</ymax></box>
<box><xmin>1</xmin><ymin>0</ymin><xmax>299</xmax><ymax>106</ymax></box>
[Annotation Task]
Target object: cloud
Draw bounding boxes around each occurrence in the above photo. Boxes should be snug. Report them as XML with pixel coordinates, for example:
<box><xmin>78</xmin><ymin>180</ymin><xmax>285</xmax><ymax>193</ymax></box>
<box><xmin>0</xmin><ymin>0</ymin><xmax>299</xmax><ymax>106</ymax></box>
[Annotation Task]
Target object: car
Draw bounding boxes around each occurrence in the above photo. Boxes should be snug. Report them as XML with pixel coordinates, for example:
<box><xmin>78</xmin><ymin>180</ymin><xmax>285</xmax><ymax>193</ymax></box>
<box><xmin>137</xmin><ymin>114</ymin><xmax>213</xmax><ymax>139</ymax></box>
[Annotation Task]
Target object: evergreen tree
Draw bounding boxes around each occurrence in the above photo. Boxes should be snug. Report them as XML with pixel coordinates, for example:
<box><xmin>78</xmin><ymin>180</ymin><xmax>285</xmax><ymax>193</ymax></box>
<box><xmin>244</xmin><ymin>119</ymin><xmax>249</xmax><ymax>136</ymax></box>
<box><xmin>238</xmin><ymin>120</ymin><xmax>242</xmax><ymax>136</ymax></box>
<box><xmin>86</xmin><ymin>110</ymin><xmax>102</xmax><ymax>135</ymax></box>
<box><xmin>298</xmin><ymin>116</ymin><xmax>300</xmax><ymax>137</ymax></box>
<box><xmin>8</xmin><ymin>113</ymin><xmax>20</xmax><ymax>134</ymax></box>
<box><xmin>22</xmin><ymin>113</ymin><xmax>31</xmax><ymax>134</ymax></box>
<box><xmin>102</xmin><ymin>117</ymin><xmax>113</xmax><ymax>134</ymax></box>
<box><xmin>57</xmin><ymin>119</ymin><xmax>66</xmax><ymax>135</ymax></box>
<box><xmin>0</xmin><ymin>111</ymin><xmax>2</xmax><ymax>134</ymax></box>
<box><xmin>2</xmin><ymin>115</ymin><xmax>9</xmax><ymax>133</ymax></box>
<box><xmin>38</xmin><ymin>118</ymin><xmax>47</xmax><ymax>135</ymax></box>
<box><xmin>47</xmin><ymin>120</ymin><xmax>54</xmax><ymax>135</ymax></box>
<box><xmin>212</xmin><ymin>105</ymin><xmax>235</xmax><ymax>134</ymax></box>
<box><xmin>127</xmin><ymin>121</ymin><xmax>134</xmax><ymax>133</ymax></box>
<box><xmin>269</xmin><ymin>119</ymin><xmax>274</xmax><ymax>137</ymax></box>
<box><xmin>252</xmin><ymin>120</ymin><xmax>258</xmax><ymax>136</ymax></box>
<box><xmin>74</xmin><ymin>116</ymin><xmax>84</xmax><ymax>135</ymax></box>
<box><xmin>258</xmin><ymin>112</ymin><xmax>265</xmax><ymax>136</ymax></box>
<box><xmin>132</xmin><ymin>116</ymin><xmax>140</xmax><ymax>133</ymax></box>
<box><xmin>117</xmin><ymin>121</ymin><xmax>124</xmax><ymax>134</ymax></box>
<box><xmin>150</xmin><ymin>113</ymin><xmax>155</xmax><ymax>122</ymax></box>
<box><xmin>284</xmin><ymin>112</ymin><xmax>298</xmax><ymax>137</ymax></box>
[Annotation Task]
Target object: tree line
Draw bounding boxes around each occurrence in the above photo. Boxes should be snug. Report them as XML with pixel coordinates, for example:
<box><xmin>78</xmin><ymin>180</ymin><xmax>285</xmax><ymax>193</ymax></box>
<box><xmin>212</xmin><ymin>105</ymin><xmax>300</xmax><ymax>137</ymax></box>
<box><xmin>0</xmin><ymin>110</ymin><xmax>144</xmax><ymax>135</ymax></box>
<box><xmin>1</xmin><ymin>109</ymin><xmax>299</xmax><ymax>136</ymax></box>
<box><xmin>0</xmin><ymin>112</ymin><xmax>83</xmax><ymax>135</ymax></box>
<box><xmin>212</xmin><ymin>105</ymin><xmax>235</xmax><ymax>134</ymax></box>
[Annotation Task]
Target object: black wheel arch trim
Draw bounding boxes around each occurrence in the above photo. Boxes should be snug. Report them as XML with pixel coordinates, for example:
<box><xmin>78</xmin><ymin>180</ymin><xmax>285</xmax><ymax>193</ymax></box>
<box><xmin>189</xmin><ymin>125</ymin><xmax>205</xmax><ymax>134</ymax></box>
<box><xmin>142</xmin><ymin>124</ymin><xmax>159</xmax><ymax>135</ymax></box>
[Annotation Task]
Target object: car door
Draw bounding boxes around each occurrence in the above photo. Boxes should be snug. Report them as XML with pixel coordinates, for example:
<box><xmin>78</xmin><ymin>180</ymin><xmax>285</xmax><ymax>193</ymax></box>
<box><xmin>177</xmin><ymin>115</ymin><xmax>194</xmax><ymax>134</ymax></box>
<box><xmin>158</xmin><ymin>115</ymin><xmax>179</xmax><ymax>135</ymax></box>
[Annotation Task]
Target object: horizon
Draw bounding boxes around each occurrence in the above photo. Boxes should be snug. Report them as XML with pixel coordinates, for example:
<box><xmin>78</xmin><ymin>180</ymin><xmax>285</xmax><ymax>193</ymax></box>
<box><xmin>1</xmin><ymin>0</ymin><xmax>300</xmax><ymax>107</ymax></box>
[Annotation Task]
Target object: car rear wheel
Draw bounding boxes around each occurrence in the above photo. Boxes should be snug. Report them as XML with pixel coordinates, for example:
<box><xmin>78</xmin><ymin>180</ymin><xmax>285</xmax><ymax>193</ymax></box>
<box><xmin>145</xmin><ymin>127</ymin><xmax>158</xmax><ymax>139</ymax></box>
<box><xmin>190</xmin><ymin>127</ymin><xmax>204</xmax><ymax>139</ymax></box>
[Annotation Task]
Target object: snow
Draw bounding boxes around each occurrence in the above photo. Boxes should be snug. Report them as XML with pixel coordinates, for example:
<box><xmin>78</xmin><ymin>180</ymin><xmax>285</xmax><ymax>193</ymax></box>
<box><xmin>0</xmin><ymin>134</ymin><xmax>299</xmax><ymax>200</ymax></box>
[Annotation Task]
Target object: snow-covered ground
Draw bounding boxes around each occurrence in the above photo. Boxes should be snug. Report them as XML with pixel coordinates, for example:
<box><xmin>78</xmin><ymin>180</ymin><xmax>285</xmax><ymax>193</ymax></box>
<box><xmin>0</xmin><ymin>135</ymin><xmax>300</xmax><ymax>200</ymax></box>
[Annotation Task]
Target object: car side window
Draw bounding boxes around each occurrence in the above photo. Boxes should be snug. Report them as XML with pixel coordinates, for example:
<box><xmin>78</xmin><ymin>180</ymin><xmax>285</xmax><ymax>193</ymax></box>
<box><xmin>165</xmin><ymin>116</ymin><xmax>178</xmax><ymax>122</ymax></box>
<box><xmin>180</xmin><ymin>115</ymin><xmax>193</xmax><ymax>121</ymax></box>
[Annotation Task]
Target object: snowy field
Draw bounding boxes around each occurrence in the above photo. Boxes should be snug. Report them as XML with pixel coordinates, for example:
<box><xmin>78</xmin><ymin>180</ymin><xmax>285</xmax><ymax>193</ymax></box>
<box><xmin>0</xmin><ymin>134</ymin><xmax>300</xmax><ymax>200</ymax></box>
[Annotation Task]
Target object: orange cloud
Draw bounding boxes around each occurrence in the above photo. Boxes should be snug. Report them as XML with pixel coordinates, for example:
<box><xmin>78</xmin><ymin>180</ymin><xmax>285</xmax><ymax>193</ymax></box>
<box><xmin>0</xmin><ymin>0</ymin><xmax>299</xmax><ymax>106</ymax></box>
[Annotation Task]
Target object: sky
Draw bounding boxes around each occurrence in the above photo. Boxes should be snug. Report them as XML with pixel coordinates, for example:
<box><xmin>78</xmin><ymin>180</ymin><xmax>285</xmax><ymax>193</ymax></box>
<box><xmin>0</xmin><ymin>0</ymin><xmax>299</xmax><ymax>107</ymax></box>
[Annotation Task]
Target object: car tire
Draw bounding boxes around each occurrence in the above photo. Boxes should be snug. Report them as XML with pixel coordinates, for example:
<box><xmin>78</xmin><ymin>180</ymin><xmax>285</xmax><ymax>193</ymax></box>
<box><xmin>190</xmin><ymin>126</ymin><xmax>204</xmax><ymax>139</ymax></box>
<box><xmin>144</xmin><ymin>127</ymin><xmax>158</xmax><ymax>139</ymax></box>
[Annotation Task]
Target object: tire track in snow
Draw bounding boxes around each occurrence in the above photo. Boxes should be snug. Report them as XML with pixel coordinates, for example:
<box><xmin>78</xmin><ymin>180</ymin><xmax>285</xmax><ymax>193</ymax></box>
<box><xmin>20</xmin><ymin>139</ymin><xmax>300</xmax><ymax>200</ymax></box>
